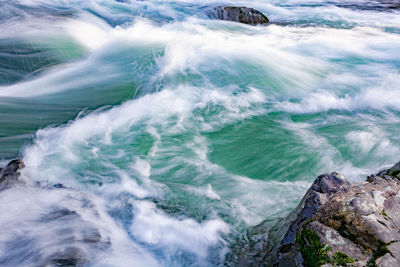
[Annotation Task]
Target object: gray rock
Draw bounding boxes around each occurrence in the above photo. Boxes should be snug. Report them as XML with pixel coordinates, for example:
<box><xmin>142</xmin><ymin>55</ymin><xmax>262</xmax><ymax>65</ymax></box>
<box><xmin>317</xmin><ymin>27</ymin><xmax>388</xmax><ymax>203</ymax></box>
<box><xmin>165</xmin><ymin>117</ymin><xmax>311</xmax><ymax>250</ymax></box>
<box><xmin>270</xmin><ymin>173</ymin><xmax>351</xmax><ymax>266</ymax></box>
<box><xmin>236</xmin><ymin>162</ymin><xmax>400</xmax><ymax>266</ymax></box>
<box><xmin>212</xmin><ymin>6</ymin><xmax>269</xmax><ymax>25</ymax></box>
<box><xmin>376</xmin><ymin>253</ymin><xmax>400</xmax><ymax>267</ymax></box>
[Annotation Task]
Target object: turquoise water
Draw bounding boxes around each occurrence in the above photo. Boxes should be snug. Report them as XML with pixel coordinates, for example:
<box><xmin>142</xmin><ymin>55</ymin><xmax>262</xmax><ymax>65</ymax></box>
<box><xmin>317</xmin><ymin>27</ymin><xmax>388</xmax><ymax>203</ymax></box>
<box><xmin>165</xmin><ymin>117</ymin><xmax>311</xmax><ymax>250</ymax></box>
<box><xmin>1</xmin><ymin>0</ymin><xmax>400</xmax><ymax>265</ymax></box>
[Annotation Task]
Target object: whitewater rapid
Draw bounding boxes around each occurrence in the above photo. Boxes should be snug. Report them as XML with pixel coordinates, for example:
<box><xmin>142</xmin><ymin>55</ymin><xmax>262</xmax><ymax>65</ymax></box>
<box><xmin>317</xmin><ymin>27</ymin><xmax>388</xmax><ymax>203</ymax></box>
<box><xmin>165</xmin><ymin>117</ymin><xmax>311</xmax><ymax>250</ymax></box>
<box><xmin>0</xmin><ymin>0</ymin><xmax>400</xmax><ymax>266</ymax></box>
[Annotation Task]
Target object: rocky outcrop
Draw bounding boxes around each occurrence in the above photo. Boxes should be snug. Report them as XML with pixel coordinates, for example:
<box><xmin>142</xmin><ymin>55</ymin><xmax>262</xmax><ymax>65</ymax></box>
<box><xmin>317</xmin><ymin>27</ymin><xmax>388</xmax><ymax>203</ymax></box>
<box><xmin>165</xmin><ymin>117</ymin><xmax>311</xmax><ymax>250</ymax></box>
<box><xmin>276</xmin><ymin>162</ymin><xmax>400</xmax><ymax>266</ymax></box>
<box><xmin>273</xmin><ymin>173</ymin><xmax>353</xmax><ymax>266</ymax></box>
<box><xmin>236</xmin><ymin>161</ymin><xmax>400</xmax><ymax>266</ymax></box>
<box><xmin>211</xmin><ymin>6</ymin><xmax>269</xmax><ymax>25</ymax></box>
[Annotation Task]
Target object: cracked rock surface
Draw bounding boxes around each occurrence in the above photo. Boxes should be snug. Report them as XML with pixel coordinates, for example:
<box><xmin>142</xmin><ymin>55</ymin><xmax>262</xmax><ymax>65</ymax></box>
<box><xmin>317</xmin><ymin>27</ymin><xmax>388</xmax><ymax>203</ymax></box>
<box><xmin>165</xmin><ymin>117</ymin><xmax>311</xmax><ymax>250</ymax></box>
<box><xmin>274</xmin><ymin>162</ymin><xmax>400</xmax><ymax>266</ymax></box>
<box><xmin>237</xmin><ymin>162</ymin><xmax>400</xmax><ymax>266</ymax></box>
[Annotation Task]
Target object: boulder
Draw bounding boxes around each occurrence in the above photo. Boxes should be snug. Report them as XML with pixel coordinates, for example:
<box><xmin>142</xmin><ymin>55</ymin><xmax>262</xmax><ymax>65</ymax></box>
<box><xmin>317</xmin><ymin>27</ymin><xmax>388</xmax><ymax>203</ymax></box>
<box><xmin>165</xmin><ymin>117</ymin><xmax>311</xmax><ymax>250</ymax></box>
<box><xmin>212</xmin><ymin>6</ymin><xmax>269</xmax><ymax>25</ymax></box>
<box><xmin>0</xmin><ymin>159</ymin><xmax>27</xmax><ymax>190</ymax></box>
<box><xmin>236</xmin><ymin>161</ymin><xmax>400</xmax><ymax>266</ymax></box>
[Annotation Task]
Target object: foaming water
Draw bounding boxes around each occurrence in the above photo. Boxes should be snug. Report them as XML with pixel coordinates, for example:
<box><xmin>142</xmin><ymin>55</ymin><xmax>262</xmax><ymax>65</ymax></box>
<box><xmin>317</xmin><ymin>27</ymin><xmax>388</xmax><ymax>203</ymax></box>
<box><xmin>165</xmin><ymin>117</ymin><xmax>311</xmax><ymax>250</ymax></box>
<box><xmin>1</xmin><ymin>0</ymin><xmax>400</xmax><ymax>265</ymax></box>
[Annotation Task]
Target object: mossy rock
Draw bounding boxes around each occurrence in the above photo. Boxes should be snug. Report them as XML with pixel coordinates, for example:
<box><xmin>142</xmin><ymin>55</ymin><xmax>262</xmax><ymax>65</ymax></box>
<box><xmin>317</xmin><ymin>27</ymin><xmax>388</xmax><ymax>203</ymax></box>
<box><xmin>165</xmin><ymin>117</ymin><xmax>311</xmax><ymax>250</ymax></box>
<box><xmin>332</xmin><ymin>251</ymin><xmax>355</xmax><ymax>266</ymax></box>
<box><xmin>295</xmin><ymin>228</ymin><xmax>331</xmax><ymax>267</ymax></box>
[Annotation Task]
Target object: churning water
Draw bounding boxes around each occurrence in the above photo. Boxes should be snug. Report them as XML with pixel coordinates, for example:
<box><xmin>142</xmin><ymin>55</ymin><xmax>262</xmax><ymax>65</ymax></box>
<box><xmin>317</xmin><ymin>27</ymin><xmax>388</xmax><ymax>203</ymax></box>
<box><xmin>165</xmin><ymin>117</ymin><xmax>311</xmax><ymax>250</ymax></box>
<box><xmin>0</xmin><ymin>0</ymin><xmax>400</xmax><ymax>265</ymax></box>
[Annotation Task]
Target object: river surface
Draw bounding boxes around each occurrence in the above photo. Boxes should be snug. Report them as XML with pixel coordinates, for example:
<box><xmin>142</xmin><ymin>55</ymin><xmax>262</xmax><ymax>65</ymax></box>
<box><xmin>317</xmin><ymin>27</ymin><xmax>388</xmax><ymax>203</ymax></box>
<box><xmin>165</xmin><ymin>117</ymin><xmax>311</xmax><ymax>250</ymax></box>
<box><xmin>0</xmin><ymin>0</ymin><xmax>400</xmax><ymax>266</ymax></box>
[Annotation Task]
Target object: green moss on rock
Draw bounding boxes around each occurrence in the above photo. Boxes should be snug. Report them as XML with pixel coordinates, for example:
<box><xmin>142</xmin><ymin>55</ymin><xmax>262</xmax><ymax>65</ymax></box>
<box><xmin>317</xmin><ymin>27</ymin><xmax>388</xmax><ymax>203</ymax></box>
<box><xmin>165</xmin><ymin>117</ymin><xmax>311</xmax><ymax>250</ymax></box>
<box><xmin>295</xmin><ymin>228</ymin><xmax>331</xmax><ymax>267</ymax></box>
<box><xmin>332</xmin><ymin>251</ymin><xmax>355</xmax><ymax>266</ymax></box>
<box><xmin>389</xmin><ymin>169</ymin><xmax>400</xmax><ymax>177</ymax></box>
<box><xmin>295</xmin><ymin>226</ymin><xmax>357</xmax><ymax>266</ymax></box>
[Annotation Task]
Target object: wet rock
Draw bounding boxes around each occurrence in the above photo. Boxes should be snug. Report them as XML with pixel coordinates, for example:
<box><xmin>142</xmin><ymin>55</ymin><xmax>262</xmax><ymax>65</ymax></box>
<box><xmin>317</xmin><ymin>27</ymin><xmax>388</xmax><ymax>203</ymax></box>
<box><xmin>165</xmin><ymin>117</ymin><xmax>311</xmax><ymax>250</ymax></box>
<box><xmin>238</xmin><ymin>161</ymin><xmax>400</xmax><ymax>266</ymax></box>
<box><xmin>41</xmin><ymin>207</ymin><xmax>110</xmax><ymax>266</ymax></box>
<box><xmin>0</xmin><ymin>159</ymin><xmax>27</xmax><ymax>190</ymax></box>
<box><xmin>48</xmin><ymin>247</ymin><xmax>86</xmax><ymax>266</ymax></box>
<box><xmin>211</xmin><ymin>6</ymin><xmax>269</xmax><ymax>25</ymax></box>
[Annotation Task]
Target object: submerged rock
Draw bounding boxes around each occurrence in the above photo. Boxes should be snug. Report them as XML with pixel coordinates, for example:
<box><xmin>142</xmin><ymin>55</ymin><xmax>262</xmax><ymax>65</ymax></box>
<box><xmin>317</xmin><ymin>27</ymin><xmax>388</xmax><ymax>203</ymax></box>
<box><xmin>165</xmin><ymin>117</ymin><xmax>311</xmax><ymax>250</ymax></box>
<box><xmin>0</xmin><ymin>159</ymin><xmax>111</xmax><ymax>266</ymax></box>
<box><xmin>335</xmin><ymin>1</ymin><xmax>400</xmax><ymax>10</ymax></box>
<box><xmin>211</xmin><ymin>6</ymin><xmax>269</xmax><ymax>25</ymax></box>
<box><xmin>236</xmin><ymin>161</ymin><xmax>400</xmax><ymax>266</ymax></box>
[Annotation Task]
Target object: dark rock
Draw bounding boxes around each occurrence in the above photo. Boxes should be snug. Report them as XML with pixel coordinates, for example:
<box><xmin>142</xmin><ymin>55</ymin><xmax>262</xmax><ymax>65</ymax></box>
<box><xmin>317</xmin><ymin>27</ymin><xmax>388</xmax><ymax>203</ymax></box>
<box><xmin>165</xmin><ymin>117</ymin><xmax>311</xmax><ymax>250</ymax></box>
<box><xmin>212</xmin><ymin>6</ymin><xmax>269</xmax><ymax>25</ymax></box>
<box><xmin>0</xmin><ymin>159</ymin><xmax>25</xmax><ymax>176</ymax></box>
<box><xmin>48</xmin><ymin>247</ymin><xmax>86</xmax><ymax>266</ymax></box>
<box><xmin>53</xmin><ymin>183</ymin><xmax>67</xmax><ymax>189</ymax></box>
<box><xmin>0</xmin><ymin>159</ymin><xmax>26</xmax><ymax>190</ymax></box>
<box><xmin>386</xmin><ymin>160</ymin><xmax>400</xmax><ymax>178</ymax></box>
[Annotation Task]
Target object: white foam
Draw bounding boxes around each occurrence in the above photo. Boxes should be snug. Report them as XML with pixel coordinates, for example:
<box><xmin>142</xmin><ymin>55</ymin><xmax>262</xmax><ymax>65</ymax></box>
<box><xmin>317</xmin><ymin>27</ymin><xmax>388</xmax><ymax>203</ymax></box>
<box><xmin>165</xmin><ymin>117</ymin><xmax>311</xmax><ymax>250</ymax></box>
<box><xmin>281</xmin><ymin>120</ymin><xmax>369</xmax><ymax>182</ymax></box>
<box><xmin>64</xmin><ymin>13</ymin><xmax>112</xmax><ymax>50</ymax></box>
<box><xmin>279</xmin><ymin>84</ymin><xmax>400</xmax><ymax>114</ymax></box>
<box><xmin>2</xmin><ymin>10</ymin><xmax>398</xmax><ymax>101</ymax></box>
<box><xmin>346</xmin><ymin>131</ymin><xmax>378</xmax><ymax>154</ymax></box>
<box><xmin>130</xmin><ymin>200</ymin><xmax>229</xmax><ymax>261</ymax></box>
<box><xmin>185</xmin><ymin>184</ymin><xmax>221</xmax><ymax>200</ymax></box>
<box><xmin>0</xmin><ymin>16</ymin><xmax>333</xmax><ymax>98</ymax></box>
<box><xmin>18</xmin><ymin>82</ymin><xmax>267</xmax><ymax>264</ymax></box>
<box><xmin>131</xmin><ymin>157</ymin><xmax>151</xmax><ymax>180</ymax></box>
<box><xmin>23</xmin><ymin>85</ymin><xmax>265</xmax><ymax>174</ymax></box>
<box><xmin>0</xmin><ymin>55</ymin><xmax>122</xmax><ymax>97</ymax></box>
